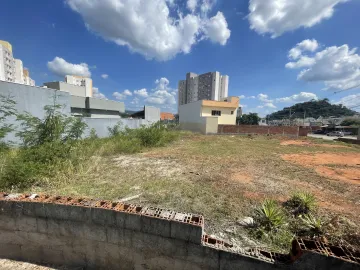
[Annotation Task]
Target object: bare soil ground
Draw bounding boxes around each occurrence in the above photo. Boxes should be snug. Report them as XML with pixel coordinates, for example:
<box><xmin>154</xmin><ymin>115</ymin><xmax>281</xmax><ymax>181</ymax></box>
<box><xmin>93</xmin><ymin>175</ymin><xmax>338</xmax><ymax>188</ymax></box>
<box><xmin>25</xmin><ymin>134</ymin><xmax>360</xmax><ymax>251</ymax></box>
<box><xmin>0</xmin><ymin>259</ymin><xmax>72</xmax><ymax>270</ymax></box>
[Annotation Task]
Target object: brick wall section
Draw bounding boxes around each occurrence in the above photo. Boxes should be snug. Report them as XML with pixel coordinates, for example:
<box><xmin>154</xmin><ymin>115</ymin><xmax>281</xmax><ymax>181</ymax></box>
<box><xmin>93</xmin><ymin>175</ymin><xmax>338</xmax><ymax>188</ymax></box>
<box><xmin>0</xmin><ymin>193</ymin><xmax>358</xmax><ymax>269</ymax></box>
<box><xmin>218</xmin><ymin>125</ymin><xmax>299</xmax><ymax>137</ymax></box>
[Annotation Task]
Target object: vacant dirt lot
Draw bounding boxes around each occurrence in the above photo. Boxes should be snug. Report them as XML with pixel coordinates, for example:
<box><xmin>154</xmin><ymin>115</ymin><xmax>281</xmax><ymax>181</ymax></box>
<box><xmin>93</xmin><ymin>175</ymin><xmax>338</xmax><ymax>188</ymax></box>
<box><xmin>26</xmin><ymin>134</ymin><xmax>360</xmax><ymax>250</ymax></box>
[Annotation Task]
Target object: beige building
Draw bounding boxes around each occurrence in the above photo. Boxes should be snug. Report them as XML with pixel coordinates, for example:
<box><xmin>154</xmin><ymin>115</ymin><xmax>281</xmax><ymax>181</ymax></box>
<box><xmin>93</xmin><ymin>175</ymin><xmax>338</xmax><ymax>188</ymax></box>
<box><xmin>65</xmin><ymin>75</ymin><xmax>93</xmax><ymax>97</ymax></box>
<box><xmin>179</xmin><ymin>97</ymin><xmax>239</xmax><ymax>134</ymax></box>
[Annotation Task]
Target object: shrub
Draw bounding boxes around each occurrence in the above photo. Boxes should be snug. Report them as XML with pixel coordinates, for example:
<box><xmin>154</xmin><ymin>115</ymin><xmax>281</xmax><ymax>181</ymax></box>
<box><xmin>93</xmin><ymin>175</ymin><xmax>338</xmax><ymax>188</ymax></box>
<box><xmin>300</xmin><ymin>214</ymin><xmax>323</xmax><ymax>235</ymax></box>
<box><xmin>89</xmin><ymin>128</ymin><xmax>98</xmax><ymax>139</ymax></box>
<box><xmin>16</xmin><ymin>103</ymin><xmax>87</xmax><ymax>147</ymax></box>
<box><xmin>286</xmin><ymin>192</ymin><xmax>316</xmax><ymax>215</ymax></box>
<box><xmin>108</xmin><ymin>122</ymin><xmax>122</xmax><ymax>137</ymax></box>
<box><xmin>128</xmin><ymin>122</ymin><xmax>179</xmax><ymax>147</ymax></box>
<box><xmin>255</xmin><ymin>199</ymin><xmax>286</xmax><ymax>231</ymax></box>
<box><xmin>0</xmin><ymin>94</ymin><xmax>17</xmax><ymax>144</ymax></box>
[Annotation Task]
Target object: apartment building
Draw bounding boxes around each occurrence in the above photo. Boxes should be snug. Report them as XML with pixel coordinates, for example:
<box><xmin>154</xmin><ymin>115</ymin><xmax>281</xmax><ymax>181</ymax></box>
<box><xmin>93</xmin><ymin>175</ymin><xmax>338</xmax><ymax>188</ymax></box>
<box><xmin>178</xmin><ymin>71</ymin><xmax>229</xmax><ymax>108</ymax></box>
<box><xmin>65</xmin><ymin>75</ymin><xmax>93</xmax><ymax>97</ymax></box>
<box><xmin>0</xmin><ymin>40</ymin><xmax>35</xmax><ymax>86</ymax></box>
<box><xmin>0</xmin><ymin>40</ymin><xmax>15</xmax><ymax>83</ymax></box>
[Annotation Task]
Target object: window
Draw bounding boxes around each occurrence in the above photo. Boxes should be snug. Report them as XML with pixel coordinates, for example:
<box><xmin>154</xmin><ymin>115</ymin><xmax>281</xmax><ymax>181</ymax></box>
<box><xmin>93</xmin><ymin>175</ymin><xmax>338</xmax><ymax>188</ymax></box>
<box><xmin>231</xmin><ymin>111</ymin><xmax>234</xmax><ymax>115</ymax></box>
<box><xmin>211</xmin><ymin>110</ymin><xmax>221</xmax><ymax>116</ymax></box>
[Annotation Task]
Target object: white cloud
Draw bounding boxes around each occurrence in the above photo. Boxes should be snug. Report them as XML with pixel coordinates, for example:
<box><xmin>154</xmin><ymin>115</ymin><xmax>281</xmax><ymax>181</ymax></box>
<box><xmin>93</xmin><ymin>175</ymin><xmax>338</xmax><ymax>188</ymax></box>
<box><xmin>203</xmin><ymin>12</ymin><xmax>231</xmax><ymax>45</ymax></box>
<box><xmin>66</xmin><ymin>0</ymin><xmax>230</xmax><ymax>61</ymax></box>
<box><xmin>93</xmin><ymin>87</ymin><xmax>107</xmax><ymax>99</ymax></box>
<box><xmin>257</xmin><ymin>93</ymin><xmax>273</xmax><ymax>103</ymax></box>
<box><xmin>101</xmin><ymin>74</ymin><xmax>109</xmax><ymax>79</ymax></box>
<box><xmin>248</xmin><ymin>0</ymin><xmax>348</xmax><ymax>38</ymax></box>
<box><xmin>113</xmin><ymin>89</ymin><xmax>132</xmax><ymax>100</ymax></box>
<box><xmin>335</xmin><ymin>93</ymin><xmax>360</xmax><ymax>109</ymax></box>
<box><xmin>187</xmin><ymin>0</ymin><xmax>198</xmax><ymax>12</ymax></box>
<box><xmin>276</xmin><ymin>92</ymin><xmax>318</xmax><ymax>103</ymax></box>
<box><xmin>264</xmin><ymin>103</ymin><xmax>277</xmax><ymax>109</ymax></box>
<box><xmin>47</xmin><ymin>57</ymin><xmax>91</xmax><ymax>77</ymax></box>
<box><xmin>145</xmin><ymin>77</ymin><xmax>176</xmax><ymax>105</ymax></box>
<box><xmin>289</xmin><ymin>39</ymin><xmax>319</xmax><ymax>60</ymax></box>
<box><xmin>239</xmin><ymin>95</ymin><xmax>246</xmax><ymax>99</ymax></box>
<box><xmin>123</xmin><ymin>89</ymin><xmax>132</xmax><ymax>96</ymax></box>
<box><xmin>286</xmin><ymin>41</ymin><xmax>360</xmax><ymax>90</ymax></box>
<box><xmin>134</xmin><ymin>88</ymin><xmax>148</xmax><ymax>98</ymax></box>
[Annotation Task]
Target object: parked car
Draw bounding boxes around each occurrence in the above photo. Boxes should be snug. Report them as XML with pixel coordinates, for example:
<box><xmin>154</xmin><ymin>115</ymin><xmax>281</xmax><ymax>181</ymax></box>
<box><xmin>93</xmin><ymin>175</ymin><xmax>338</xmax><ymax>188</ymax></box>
<box><xmin>313</xmin><ymin>130</ymin><xmax>325</xmax><ymax>134</ymax></box>
<box><xmin>343</xmin><ymin>131</ymin><xmax>352</xmax><ymax>136</ymax></box>
<box><xmin>327</xmin><ymin>131</ymin><xmax>344</xmax><ymax>137</ymax></box>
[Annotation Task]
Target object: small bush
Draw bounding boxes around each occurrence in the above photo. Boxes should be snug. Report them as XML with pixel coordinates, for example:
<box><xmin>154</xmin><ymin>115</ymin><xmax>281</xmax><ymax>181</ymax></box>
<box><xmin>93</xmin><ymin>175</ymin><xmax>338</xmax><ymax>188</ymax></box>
<box><xmin>255</xmin><ymin>199</ymin><xmax>286</xmax><ymax>231</ymax></box>
<box><xmin>286</xmin><ymin>192</ymin><xmax>316</xmax><ymax>215</ymax></box>
<box><xmin>300</xmin><ymin>214</ymin><xmax>323</xmax><ymax>235</ymax></box>
<box><xmin>101</xmin><ymin>136</ymin><xmax>142</xmax><ymax>155</ymax></box>
<box><xmin>108</xmin><ymin>122</ymin><xmax>122</xmax><ymax>137</ymax></box>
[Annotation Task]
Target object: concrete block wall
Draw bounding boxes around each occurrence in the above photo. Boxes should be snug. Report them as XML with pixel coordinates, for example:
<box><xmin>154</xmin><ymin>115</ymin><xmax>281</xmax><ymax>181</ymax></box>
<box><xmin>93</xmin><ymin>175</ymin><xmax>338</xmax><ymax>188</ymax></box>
<box><xmin>0</xmin><ymin>193</ymin><xmax>358</xmax><ymax>269</ymax></box>
<box><xmin>218</xmin><ymin>125</ymin><xmax>300</xmax><ymax>137</ymax></box>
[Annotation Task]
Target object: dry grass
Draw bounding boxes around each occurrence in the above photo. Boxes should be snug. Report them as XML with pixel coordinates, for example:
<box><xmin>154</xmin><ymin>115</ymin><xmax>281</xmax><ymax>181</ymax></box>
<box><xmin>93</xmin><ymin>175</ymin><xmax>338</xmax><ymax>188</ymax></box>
<box><xmin>23</xmin><ymin>133</ymin><xmax>360</xmax><ymax>251</ymax></box>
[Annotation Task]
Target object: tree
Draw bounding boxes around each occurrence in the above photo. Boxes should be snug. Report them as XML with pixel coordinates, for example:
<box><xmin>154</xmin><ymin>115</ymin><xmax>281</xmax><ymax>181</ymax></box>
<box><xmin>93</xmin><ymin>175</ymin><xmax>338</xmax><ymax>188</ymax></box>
<box><xmin>341</xmin><ymin>117</ymin><xmax>360</xmax><ymax>126</ymax></box>
<box><xmin>237</xmin><ymin>113</ymin><xmax>261</xmax><ymax>125</ymax></box>
<box><xmin>0</xmin><ymin>94</ymin><xmax>17</xmax><ymax>144</ymax></box>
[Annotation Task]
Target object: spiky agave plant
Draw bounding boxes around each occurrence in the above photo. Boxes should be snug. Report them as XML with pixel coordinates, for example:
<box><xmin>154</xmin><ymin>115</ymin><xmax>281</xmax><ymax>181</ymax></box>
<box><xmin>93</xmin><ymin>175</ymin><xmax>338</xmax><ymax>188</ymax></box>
<box><xmin>255</xmin><ymin>199</ymin><xmax>286</xmax><ymax>231</ymax></box>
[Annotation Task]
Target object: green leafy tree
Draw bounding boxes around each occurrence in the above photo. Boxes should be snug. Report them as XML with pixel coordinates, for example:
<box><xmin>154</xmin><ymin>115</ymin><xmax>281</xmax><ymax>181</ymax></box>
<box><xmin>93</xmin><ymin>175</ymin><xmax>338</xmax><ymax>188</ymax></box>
<box><xmin>16</xmin><ymin>102</ymin><xmax>87</xmax><ymax>147</ymax></box>
<box><xmin>237</xmin><ymin>113</ymin><xmax>261</xmax><ymax>125</ymax></box>
<box><xmin>340</xmin><ymin>117</ymin><xmax>360</xmax><ymax>126</ymax></box>
<box><xmin>0</xmin><ymin>95</ymin><xmax>17</xmax><ymax>142</ymax></box>
<box><xmin>267</xmin><ymin>99</ymin><xmax>356</xmax><ymax>120</ymax></box>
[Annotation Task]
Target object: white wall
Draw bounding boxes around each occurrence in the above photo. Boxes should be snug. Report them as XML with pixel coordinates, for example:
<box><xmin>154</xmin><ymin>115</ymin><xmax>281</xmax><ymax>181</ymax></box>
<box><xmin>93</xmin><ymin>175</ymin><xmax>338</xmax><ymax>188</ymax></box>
<box><xmin>179</xmin><ymin>101</ymin><xmax>202</xmax><ymax>124</ymax></box>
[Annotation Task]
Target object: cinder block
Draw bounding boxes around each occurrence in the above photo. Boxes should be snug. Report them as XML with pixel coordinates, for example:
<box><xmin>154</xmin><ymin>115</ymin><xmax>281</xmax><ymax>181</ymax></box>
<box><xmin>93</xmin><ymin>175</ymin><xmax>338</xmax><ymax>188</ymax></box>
<box><xmin>170</xmin><ymin>221</ymin><xmax>202</xmax><ymax>244</ymax></box>
<box><xmin>16</xmin><ymin>215</ymin><xmax>38</xmax><ymax>232</ymax></box>
<box><xmin>63</xmin><ymin>249</ymin><xmax>86</xmax><ymax>267</ymax></box>
<box><xmin>0</xmin><ymin>243</ymin><xmax>21</xmax><ymax>260</ymax></box>
<box><xmin>24</xmin><ymin>231</ymin><xmax>48</xmax><ymax>244</ymax></box>
<box><xmin>33</xmin><ymin>202</ymin><xmax>48</xmax><ymax>218</ymax></box>
<box><xmin>124</xmin><ymin>212</ymin><xmax>142</xmax><ymax>231</ymax></box>
<box><xmin>36</xmin><ymin>218</ymin><xmax>48</xmax><ymax>234</ymax></box>
<box><xmin>83</xmin><ymin>223</ymin><xmax>107</xmax><ymax>242</ymax></box>
<box><xmin>20</xmin><ymin>245</ymin><xmax>43</xmax><ymax>262</ymax></box>
<box><xmin>107</xmin><ymin>227</ymin><xmax>124</xmax><ymax>245</ymax></box>
<box><xmin>123</xmin><ymin>228</ymin><xmax>133</xmax><ymax>247</ymax></box>
<box><xmin>114</xmin><ymin>211</ymin><xmax>127</xmax><ymax>228</ymax></box>
<box><xmin>67</xmin><ymin>204</ymin><xmax>91</xmax><ymax>222</ymax></box>
<box><xmin>0</xmin><ymin>215</ymin><xmax>16</xmax><ymax>230</ymax></box>
<box><xmin>44</xmin><ymin>203</ymin><xmax>71</xmax><ymax>220</ymax></box>
<box><xmin>41</xmin><ymin>247</ymin><xmax>65</xmax><ymax>265</ymax></box>
<box><xmin>141</xmin><ymin>215</ymin><xmax>171</xmax><ymax>238</ymax></box>
<box><xmin>0</xmin><ymin>230</ymin><xmax>26</xmax><ymax>245</ymax></box>
<box><xmin>21</xmin><ymin>201</ymin><xmax>36</xmax><ymax>217</ymax></box>
<box><xmin>91</xmin><ymin>207</ymin><xmax>115</xmax><ymax>226</ymax></box>
<box><xmin>203</xmin><ymin>246</ymin><xmax>220</xmax><ymax>270</ymax></box>
<box><xmin>219</xmin><ymin>250</ymin><xmax>272</xmax><ymax>270</ymax></box>
<box><xmin>141</xmin><ymin>233</ymin><xmax>160</xmax><ymax>253</ymax></box>
<box><xmin>186</xmin><ymin>243</ymin><xmax>205</xmax><ymax>265</ymax></box>
<box><xmin>131</xmin><ymin>230</ymin><xmax>145</xmax><ymax>251</ymax></box>
<box><xmin>157</xmin><ymin>236</ymin><xmax>187</xmax><ymax>259</ymax></box>
<box><xmin>45</xmin><ymin>233</ymin><xmax>73</xmax><ymax>249</ymax></box>
<box><xmin>0</xmin><ymin>200</ymin><xmax>15</xmax><ymax>215</ymax></box>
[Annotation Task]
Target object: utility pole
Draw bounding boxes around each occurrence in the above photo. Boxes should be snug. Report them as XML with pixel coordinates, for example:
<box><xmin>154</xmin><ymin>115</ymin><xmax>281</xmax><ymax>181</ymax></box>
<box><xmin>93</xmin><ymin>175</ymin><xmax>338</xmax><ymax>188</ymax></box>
<box><xmin>358</xmin><ymin>127</ymin><xmax>360</xmax><ymax>141</ymax></box>
<box><xmin>303</xmin><ymin>111</ymin><xmax>306</xmax><ymax>126</ymax></box>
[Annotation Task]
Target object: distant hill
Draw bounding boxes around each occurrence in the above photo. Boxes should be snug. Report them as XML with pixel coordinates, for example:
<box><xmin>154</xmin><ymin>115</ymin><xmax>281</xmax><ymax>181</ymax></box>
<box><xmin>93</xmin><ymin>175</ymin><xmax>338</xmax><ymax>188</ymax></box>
<box><xmin>267</xmin><ymin>99</ymin><xmax>357</xmax><ymax>120</ymax></box>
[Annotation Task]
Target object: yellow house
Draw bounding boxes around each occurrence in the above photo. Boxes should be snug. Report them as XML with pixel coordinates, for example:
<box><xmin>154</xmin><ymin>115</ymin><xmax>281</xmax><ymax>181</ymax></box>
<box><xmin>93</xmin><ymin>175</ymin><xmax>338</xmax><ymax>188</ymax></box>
<box><xmin>179</xmin><ymin>97</ymin><xmax>239</xmax><ymax>134</ymax></box>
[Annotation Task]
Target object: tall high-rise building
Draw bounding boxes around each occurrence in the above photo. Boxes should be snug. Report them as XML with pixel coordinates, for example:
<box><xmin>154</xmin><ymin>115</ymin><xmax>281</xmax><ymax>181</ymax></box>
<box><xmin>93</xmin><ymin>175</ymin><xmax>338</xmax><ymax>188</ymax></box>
<box><xmin>0</xmin><ymin>40</ymin><xmax>15</xmax><ymax>83</ymax></box>
<box><xmin>65</xmin><ymin>75</ymin><xmax>93</xmax><ymax>97</ymax></box>
<box><xmin>0</xmin><ymin>40</ymin><xmax>35</xmax><ymax>86</ymax></box>
<box><xmin>14</xmin><ymin>59</ymin><xmax>24</xmax><ymax>84</ymax></box>
<box><xmin>178</xmin><ymin>72</ymin><xmax>229</xmax><ymax>108</ymax></box>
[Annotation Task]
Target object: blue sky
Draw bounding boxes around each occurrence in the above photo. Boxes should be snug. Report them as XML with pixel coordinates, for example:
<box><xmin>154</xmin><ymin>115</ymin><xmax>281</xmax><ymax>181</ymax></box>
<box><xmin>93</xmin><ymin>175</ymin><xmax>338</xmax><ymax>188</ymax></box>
<box><xmin>1</xmin><ymin>0</ymin><xmax>360</xmax><ymax>115</ymax></box>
